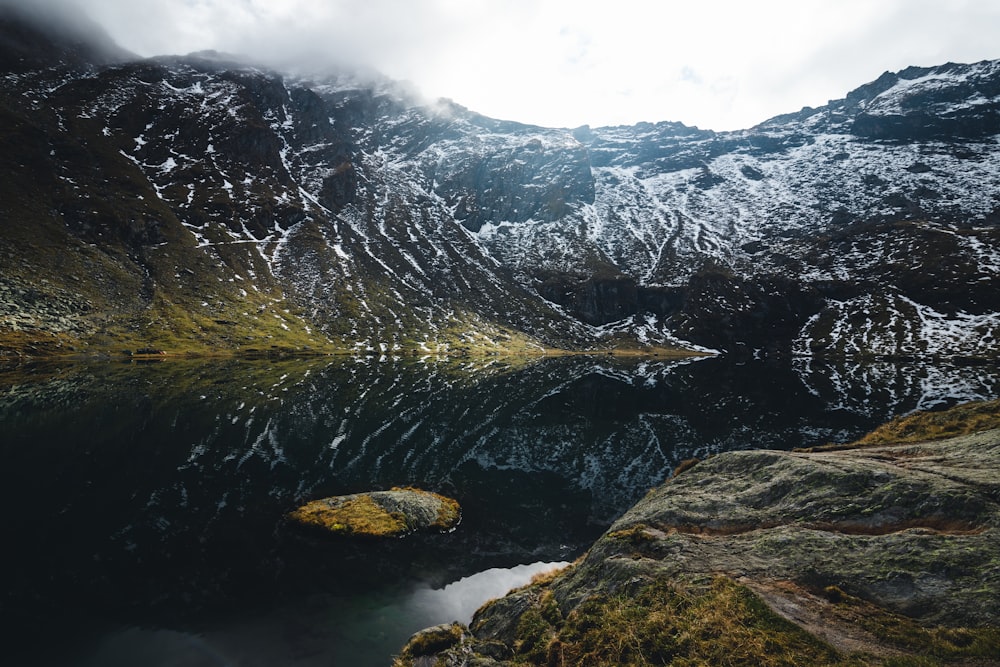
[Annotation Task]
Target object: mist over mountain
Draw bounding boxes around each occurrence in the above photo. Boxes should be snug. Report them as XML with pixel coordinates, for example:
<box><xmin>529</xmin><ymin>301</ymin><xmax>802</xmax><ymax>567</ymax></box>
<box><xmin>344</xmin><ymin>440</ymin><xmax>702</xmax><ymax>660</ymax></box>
<box><xmin>1</xmin><ymin>6</ymin><xmax>998</xmax><ymax>360</ymax></box>
<box><xmin>0</xmin><ymin>0</ymin><xmax>134</xmax><ymax>71</ymax></box>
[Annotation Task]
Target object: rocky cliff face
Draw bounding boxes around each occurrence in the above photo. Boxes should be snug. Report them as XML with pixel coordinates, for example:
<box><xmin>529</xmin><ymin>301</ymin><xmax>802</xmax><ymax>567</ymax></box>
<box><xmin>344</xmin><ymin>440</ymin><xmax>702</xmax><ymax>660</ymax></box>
<box><xmin>1</xmin><ymin>7</ymin><xmax>999</xmax><ymax>358</ymax></box>
<box><xmin>470</xmin><ymin>63</ymin><xmax>1000</xmax><ymax>356</ymax></box>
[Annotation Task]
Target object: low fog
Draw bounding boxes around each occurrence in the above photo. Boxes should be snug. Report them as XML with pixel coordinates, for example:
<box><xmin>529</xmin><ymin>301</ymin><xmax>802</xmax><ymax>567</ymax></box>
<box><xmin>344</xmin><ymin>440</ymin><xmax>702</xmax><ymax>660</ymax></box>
<box><xmin>3</xmin><ymin>0</ymin><xmax>999</xmax><ymax>130</ymax></box>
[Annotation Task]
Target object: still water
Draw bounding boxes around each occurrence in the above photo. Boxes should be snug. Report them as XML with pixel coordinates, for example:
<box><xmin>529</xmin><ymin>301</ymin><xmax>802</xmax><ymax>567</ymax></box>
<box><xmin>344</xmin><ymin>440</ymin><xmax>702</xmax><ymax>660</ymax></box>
<box><xmin>1</xmin><ymin>354</ymin><xmax>997</xmax><ymax>666</ymax></box>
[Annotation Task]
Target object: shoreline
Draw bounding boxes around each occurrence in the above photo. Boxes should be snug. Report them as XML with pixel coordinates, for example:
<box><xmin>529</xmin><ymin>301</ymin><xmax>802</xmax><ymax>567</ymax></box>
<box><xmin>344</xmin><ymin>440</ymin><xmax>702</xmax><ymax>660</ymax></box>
<box><xmin>394</xmin><ymin>398</ymin><xmax>1000</xmax><ymax>666</ymax></box>
<box><xmin>0</xmin><ymin>335</ymin><xmax>709</xmax><ymax>364</ymax></box>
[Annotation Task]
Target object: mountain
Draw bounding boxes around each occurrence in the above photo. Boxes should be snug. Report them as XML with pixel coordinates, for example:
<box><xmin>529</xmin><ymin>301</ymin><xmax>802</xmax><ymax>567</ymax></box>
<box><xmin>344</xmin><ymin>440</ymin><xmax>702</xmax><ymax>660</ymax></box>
<box><xmin>1</xmin><ymin>8</ymin><xmax>998</xmax><ymax>359</ymax></box>
<box><xmin>0</xmin><ymin>10</ymin><xmax>597</xmax><ymax>357</ymax></box>
<box><xmin>402</xmin><ymin>63</ymin><xmax>1000</xmax><ymax>358</ymax></box>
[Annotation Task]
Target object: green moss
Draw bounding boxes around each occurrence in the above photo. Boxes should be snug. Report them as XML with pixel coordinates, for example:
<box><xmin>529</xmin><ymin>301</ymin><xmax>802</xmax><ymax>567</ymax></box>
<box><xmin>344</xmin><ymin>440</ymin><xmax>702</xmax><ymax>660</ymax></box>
<box><xmin>563</xmin><ymin>577</ymin><xmax>837</xmax><ymax>665</ymax></box>
<box><xmin>433</xmin><ymin>312</ymin><xmax>551</xmax><ymax>356</ymax></box>
<box><xmin>797</xmin><ymin>399</ymin><xmax>1000</xmax><ymax>456</ymax></box>
<box><xmin>608</xmin><ymin>524</ymin><xmax>658</xmax><ymax>547</ymax></box>
<box><xmin>0</xmin><ymin>329</ymin><xmax>80</xmax><ymax>358</ymax></box>
<box><xmin>826</xmin><ymin>588</ymin><xmax>1000</xmax><ymax>661</ymax></box>
<box><xmin>393</xmin><ymin>622</ymin><xmax>468</xmax><ymax>666</ymax></box>
<box><xmin>390</xmin><ymin>486</ymin><xmax>462</xmax><ymax>532</ymax></box>
<box><xmin>115</xmin><ymin>289</ymin><xmax>339</xmax><ymax>356</ymax></box>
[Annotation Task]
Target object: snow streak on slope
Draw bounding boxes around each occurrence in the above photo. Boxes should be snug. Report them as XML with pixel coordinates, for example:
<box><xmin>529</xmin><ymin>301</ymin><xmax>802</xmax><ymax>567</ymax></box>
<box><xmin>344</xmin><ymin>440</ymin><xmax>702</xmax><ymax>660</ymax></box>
<box><xmin>582</xmin><ymin>125</ymin><xmax>1000</xmax><ymax>284</ymax></box>
<box><xmin>794</xmin><ymin>294</ymin><xmax>1000</xmax><ymax>358</ymax></box>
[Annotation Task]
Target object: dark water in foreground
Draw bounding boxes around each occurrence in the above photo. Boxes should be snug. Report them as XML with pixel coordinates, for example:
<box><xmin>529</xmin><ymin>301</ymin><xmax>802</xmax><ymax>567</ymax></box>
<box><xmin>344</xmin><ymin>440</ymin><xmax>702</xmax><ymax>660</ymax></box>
<box><xmin>1</xmin><ymin>354</ymin><xmax>998</xmax><ymax>666</ymax></box>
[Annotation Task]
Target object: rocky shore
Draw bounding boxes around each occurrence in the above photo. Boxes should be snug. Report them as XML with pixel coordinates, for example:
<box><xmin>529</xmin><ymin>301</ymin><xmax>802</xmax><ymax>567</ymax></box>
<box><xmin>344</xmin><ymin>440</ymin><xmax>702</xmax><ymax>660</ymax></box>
<box><xmin>395</xmin><ymin>400</ymin><xmax>1000</xmax><ymax>666</ymax></box>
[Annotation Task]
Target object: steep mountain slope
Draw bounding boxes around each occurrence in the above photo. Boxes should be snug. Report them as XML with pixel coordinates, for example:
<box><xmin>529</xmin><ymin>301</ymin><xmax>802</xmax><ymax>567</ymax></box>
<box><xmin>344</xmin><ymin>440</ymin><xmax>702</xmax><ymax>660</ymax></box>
<box><xmin>1</xmin><ymin>6</ymin><xmax>998</xmax><ymax>358</ymax></box>
<box><xmin>0</xmin><ymin>1</ymin><xmax>132</xmax><ymax>72</ymax></box>
<box><xmin>0</xmin><ymin>9</ymin><xmax>593</xmax><ymax>356</ymax></box>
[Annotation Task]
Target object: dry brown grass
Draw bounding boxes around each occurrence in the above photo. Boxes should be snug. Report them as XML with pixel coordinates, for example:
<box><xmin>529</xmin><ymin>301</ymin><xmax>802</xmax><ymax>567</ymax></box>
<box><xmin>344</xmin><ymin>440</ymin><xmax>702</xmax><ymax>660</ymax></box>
<box><xmin>797</xmin><ymin>398</ymin><xmax>1000</xmax><ymax>453</ymax></box>
<box><xmin>513</xmin><ymin>576</ymin><xmax>846</xmax><ymax>666</ymax></box>
<box><xmin>854</xmin><ymin>398</ymin><xmax>1000</xmax><ymax>446</ymax></box>
<box><xmin>287</xmin><ymin>495</ymin><xmax>407</xmax><ymax>537</ymax></box>
<box><xmin>0</xmin><ymin>329</ymin><xmax>80</xmax><ymax>358</ymax></box>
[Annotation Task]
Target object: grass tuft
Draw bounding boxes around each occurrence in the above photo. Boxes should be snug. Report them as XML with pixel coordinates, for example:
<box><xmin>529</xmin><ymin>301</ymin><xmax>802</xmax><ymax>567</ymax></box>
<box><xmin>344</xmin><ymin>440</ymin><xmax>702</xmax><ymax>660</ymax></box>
<box><xmin>854</xmin><ymin>398</ymin><xmax>1000</xmax><ymax>446</ymax></box>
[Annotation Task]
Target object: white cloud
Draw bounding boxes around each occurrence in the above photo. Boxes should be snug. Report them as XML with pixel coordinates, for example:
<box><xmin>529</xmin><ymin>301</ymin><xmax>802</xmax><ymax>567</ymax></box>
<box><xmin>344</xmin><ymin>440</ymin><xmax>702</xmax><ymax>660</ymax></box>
<box><xmin>11</xmin><ymin>0</ymin><xmax>1000</xmax><ymax>130</ymax></box>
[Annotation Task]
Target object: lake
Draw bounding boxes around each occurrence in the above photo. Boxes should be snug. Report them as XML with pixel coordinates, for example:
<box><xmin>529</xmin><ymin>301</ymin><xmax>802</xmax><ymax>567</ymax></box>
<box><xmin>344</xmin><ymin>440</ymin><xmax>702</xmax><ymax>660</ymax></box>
<box><xmin>2</xmin><ymin>354</ymin><xmax>997</xmax><ymax>666</ymax></box>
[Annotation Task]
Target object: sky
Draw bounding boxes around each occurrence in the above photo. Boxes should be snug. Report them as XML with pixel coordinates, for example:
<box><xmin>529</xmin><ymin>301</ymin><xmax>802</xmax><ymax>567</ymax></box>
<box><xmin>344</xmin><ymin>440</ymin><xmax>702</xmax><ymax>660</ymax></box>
<box><xmin>10</xmin><ymin>0</ymin><xmax>1000</xmax><ymax>131</ymax></box>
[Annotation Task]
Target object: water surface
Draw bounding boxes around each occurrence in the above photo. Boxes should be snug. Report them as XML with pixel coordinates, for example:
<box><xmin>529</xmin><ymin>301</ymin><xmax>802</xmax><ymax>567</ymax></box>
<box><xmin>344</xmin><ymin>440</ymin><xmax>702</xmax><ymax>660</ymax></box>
<box><xmin>1</xmin><ymin>354</ymin><xmax>996</xmax><ymax>665</ymax></box>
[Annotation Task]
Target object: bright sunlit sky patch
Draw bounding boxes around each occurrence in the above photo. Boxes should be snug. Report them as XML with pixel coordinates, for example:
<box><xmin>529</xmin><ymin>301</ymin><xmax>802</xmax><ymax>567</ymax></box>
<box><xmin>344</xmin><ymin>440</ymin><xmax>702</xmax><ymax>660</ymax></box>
<box><xmin>16</xmin><ymin>0</ymin><xmax>1000</xmax><ymax>130</ymax></box>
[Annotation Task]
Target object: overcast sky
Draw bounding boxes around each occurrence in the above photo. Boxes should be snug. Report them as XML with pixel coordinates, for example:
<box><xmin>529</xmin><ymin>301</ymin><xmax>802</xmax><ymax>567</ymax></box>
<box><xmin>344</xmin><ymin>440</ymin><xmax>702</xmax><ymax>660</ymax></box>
<box><xmin>14</xmin><ymin>0</ymin><xmax>1000</xmax><ymax>130</ymax></box>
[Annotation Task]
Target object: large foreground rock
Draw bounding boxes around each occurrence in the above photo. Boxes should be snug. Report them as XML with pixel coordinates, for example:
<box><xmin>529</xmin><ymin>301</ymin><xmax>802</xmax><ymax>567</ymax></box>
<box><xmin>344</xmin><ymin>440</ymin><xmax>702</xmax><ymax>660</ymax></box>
<box><xmin>396</xmin><ymin>403</ymin><xmax>1000</xmax><ymax>665</ymax></box>
<box><xmin>288</xmin><ymin>487</ymin><xmax>460</xmax><ymax>538</ymax></box>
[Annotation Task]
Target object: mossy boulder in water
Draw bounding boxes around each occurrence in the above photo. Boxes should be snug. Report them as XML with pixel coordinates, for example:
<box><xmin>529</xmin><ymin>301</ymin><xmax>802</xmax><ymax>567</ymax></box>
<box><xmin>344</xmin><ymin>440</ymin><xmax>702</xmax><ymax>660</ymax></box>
<box><xmin>288</xmin><ymin>487</ymin><xmax>460</xmax><ymax>538</ymax></box>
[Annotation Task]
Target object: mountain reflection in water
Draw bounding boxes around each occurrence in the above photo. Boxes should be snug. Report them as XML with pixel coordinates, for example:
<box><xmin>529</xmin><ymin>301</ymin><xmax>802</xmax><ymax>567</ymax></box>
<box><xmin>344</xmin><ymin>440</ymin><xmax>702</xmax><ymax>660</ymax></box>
<box><xmin>1</xmin><ymin>354</ymin><xmax>997</xmax><ymax>666</ymax></box>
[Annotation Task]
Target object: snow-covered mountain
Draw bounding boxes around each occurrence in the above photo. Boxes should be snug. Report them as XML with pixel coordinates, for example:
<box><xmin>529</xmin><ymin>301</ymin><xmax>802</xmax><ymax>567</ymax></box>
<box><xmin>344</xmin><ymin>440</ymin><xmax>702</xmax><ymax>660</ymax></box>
<box><xmin>0</xmin><ymin>9</ymin><xmax>592</xmax><ymax>356</ymax></box>
<box><xmin>1</xmin><ymin>5</ymin><xmax>998</xmax><ymax>358</ymax></box>
<box><xmin>382</xmin><ymin>61</ymin><xmax>1000</xmax><ymax>357</ymax></box>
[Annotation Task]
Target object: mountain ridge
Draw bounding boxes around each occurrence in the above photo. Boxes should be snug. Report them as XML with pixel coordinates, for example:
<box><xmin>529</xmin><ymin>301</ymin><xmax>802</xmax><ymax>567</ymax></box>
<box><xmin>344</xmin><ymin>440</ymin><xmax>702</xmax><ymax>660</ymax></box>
<box><xmin>1</xmin><ymin>9</ymin><xmax>998</xmax><ymax>359</ymax></box>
